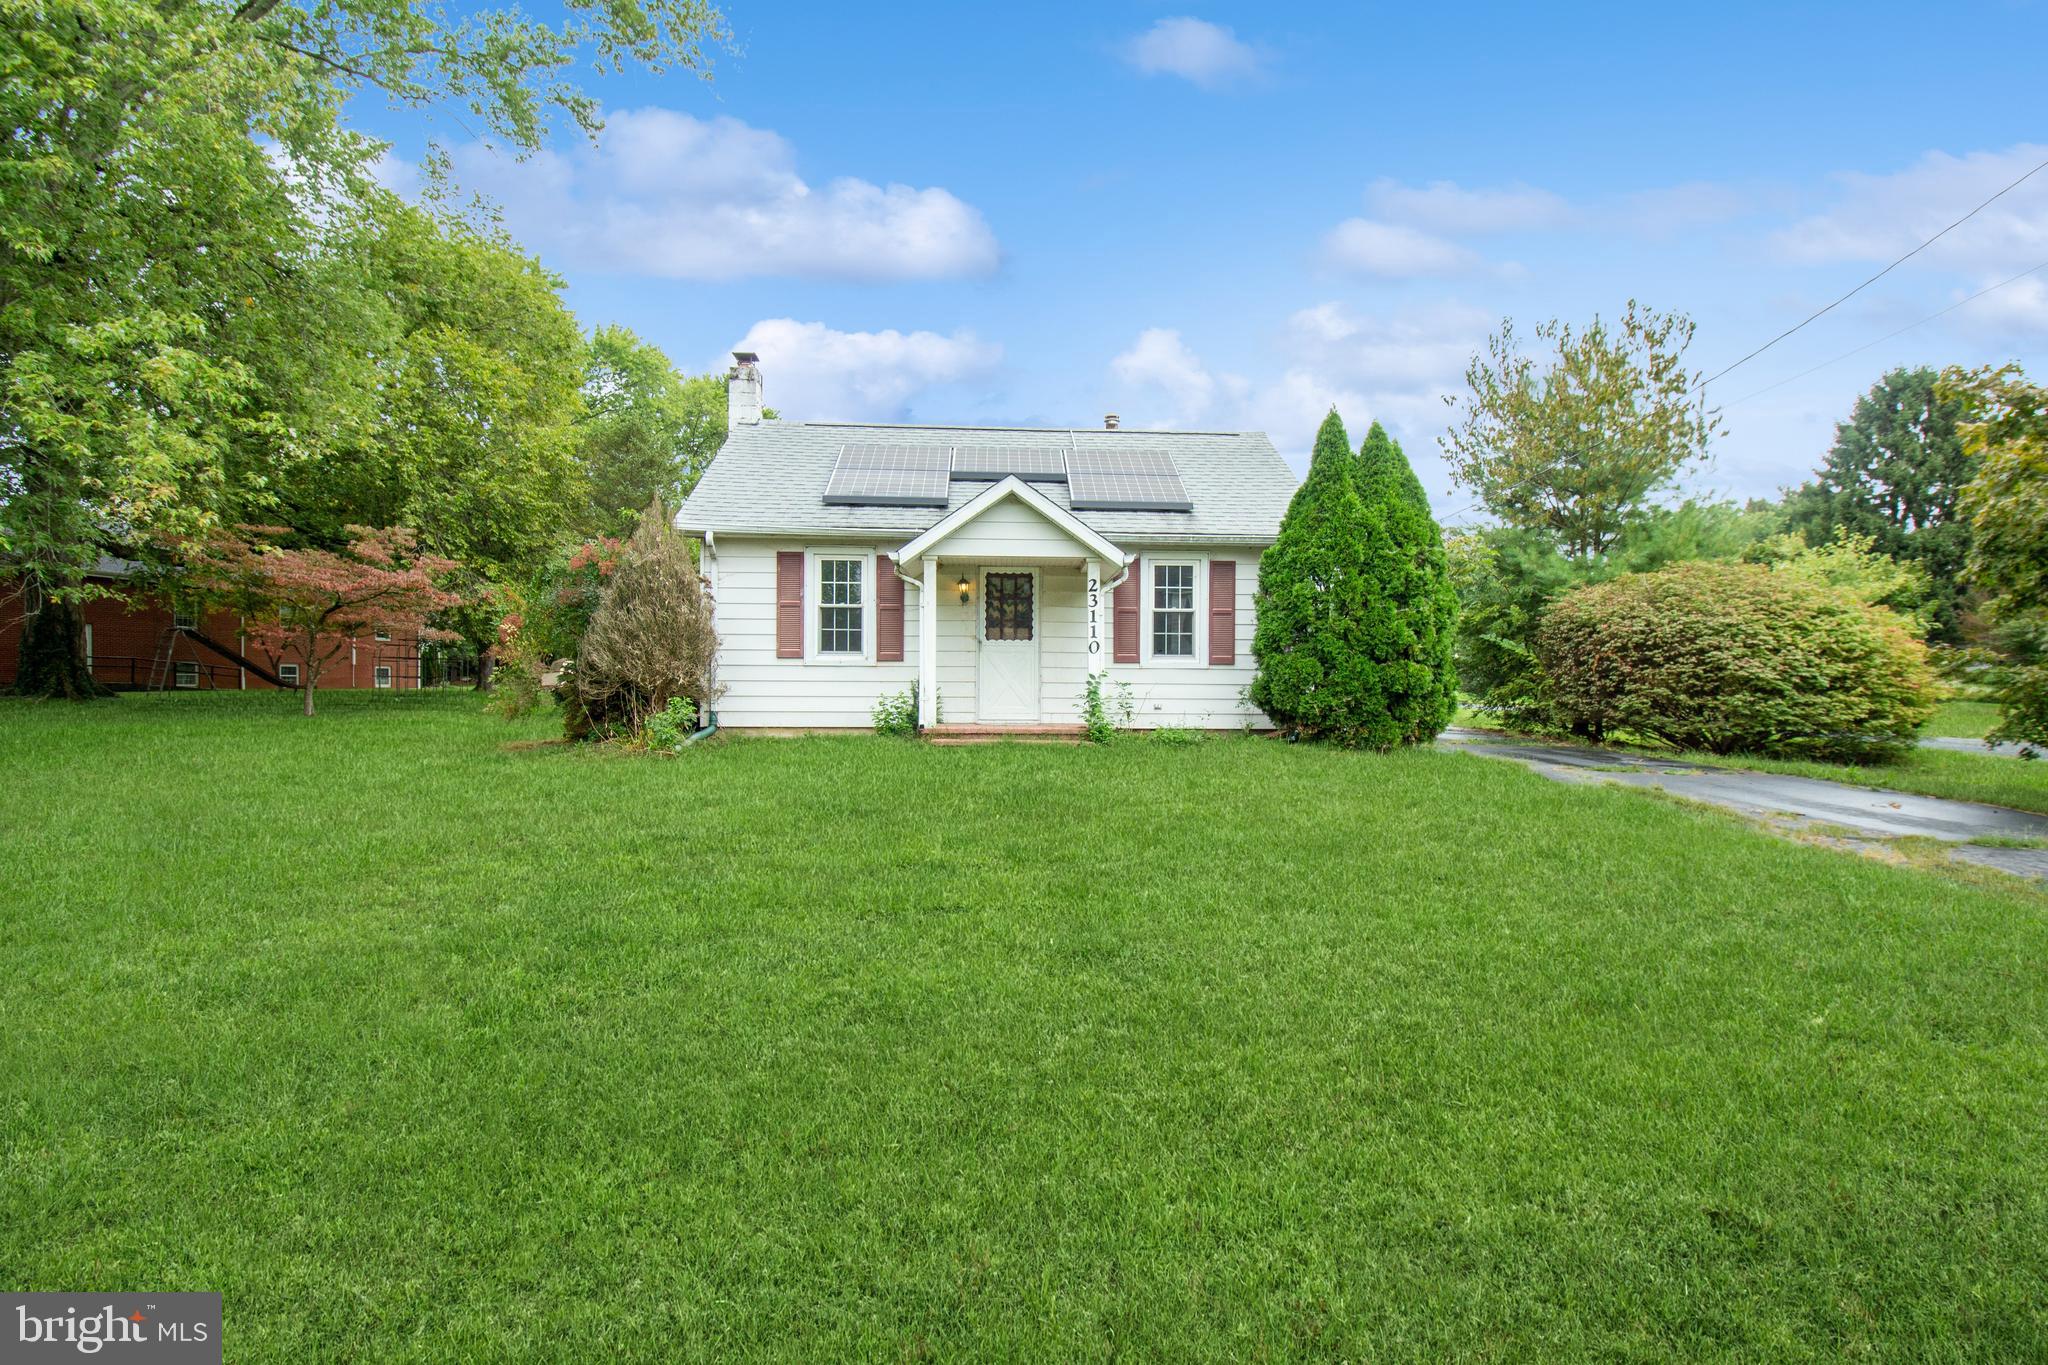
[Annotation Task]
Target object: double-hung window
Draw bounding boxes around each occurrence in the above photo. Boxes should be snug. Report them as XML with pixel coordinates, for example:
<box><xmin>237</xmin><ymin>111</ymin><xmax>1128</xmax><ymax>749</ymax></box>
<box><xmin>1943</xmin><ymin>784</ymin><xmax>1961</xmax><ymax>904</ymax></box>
<box><xmin>1151</xmin><ymin>562</ymin><xmax>1197</xmax><ymax>659</ymax></box>
<box><xmin>173</xmin><ymin>661</ymin><xmax>200</xmax><ymax>689</ymax></box>
<box><xmin>278</xmin><ymin>663</ymin><xmax>301</xmax><ymax>686</ymax></box>
<box><xmin>817</xmin><ymin>557</ymin><xmax>865</xmax><ymax>656</ymax></box>
<box><xmin>374</xmin><ymin>665</ymin><xmax>394</xmax><ymax>689</ymax></box>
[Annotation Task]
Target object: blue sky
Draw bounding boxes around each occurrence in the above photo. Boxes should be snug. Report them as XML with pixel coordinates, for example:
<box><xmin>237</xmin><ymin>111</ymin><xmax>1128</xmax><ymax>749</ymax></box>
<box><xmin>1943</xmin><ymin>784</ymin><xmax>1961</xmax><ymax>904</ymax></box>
<box><xmin>359</xmin><ymin>1</ymin><xmax>2048</xmax><ymax>519</ymax></box>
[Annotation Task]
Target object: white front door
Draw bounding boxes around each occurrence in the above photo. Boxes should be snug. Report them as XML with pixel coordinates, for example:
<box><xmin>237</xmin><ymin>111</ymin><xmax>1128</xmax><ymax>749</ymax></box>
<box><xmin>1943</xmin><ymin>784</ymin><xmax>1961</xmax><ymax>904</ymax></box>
<box><xmin>977</xmin><ymin>568</ymin><xmax>1039</xmax><ymax>722</ymax></box>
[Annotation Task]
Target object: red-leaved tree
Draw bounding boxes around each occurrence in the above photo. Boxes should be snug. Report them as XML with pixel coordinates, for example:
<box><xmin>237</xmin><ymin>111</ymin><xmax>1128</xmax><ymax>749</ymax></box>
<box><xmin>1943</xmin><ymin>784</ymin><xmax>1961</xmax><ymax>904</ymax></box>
<box><xmin>185</xmin><ymin>525</ymin><xmax>466</xmax><ymax>715</ymax></box>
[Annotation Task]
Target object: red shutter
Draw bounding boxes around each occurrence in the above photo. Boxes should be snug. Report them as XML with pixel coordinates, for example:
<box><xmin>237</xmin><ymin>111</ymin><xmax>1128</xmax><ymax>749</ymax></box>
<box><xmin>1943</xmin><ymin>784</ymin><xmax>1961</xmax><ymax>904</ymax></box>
<box><xmin>1208</xmin><ymin>558</ymin><xmax>1237</xmax><ymax>665</ymax></box>
<box><xmin>1113</xmin><ymin>556</ymin><xmax>1141</xmax><ymax>663</ymax></box>
<box><xmin>875</xmin><ymin>555</ymin><xmax>904</xmax><ymax>662</ymax></box>
<box><xmin>776</xmin><ymin>551</ymin><xmax>804</xmax><ymax>658</ymax></box>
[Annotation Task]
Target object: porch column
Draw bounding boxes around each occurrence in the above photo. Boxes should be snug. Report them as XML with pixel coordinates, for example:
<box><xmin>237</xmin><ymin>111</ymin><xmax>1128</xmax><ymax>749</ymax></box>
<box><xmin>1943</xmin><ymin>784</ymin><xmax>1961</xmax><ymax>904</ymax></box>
<box><xmin>1085</xmin><ymin>557</ymin><xmax>1105</xmax><ymax>677</ymax></box>
<box><xmin>918</xmin><ymin>555</ymin><xmax>939</xmax><ymax>727</ymax></box>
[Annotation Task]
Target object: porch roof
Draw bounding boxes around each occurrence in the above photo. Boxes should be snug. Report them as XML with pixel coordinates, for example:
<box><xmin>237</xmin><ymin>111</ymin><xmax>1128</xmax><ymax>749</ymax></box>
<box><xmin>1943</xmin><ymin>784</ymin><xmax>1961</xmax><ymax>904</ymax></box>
<box><xmin>891</xmin><ymin>477</ymin><xmax>1129</xmax><ymax>576</ymax></box>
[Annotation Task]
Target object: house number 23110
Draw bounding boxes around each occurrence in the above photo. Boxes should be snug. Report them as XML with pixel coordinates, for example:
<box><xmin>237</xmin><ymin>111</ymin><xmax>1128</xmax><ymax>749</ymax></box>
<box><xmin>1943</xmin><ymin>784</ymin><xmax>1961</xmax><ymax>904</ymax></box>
<box><xmin>1086</xmin><ymin>576</ymin><xmax>1102</xmax><ymax>655</ymax></box>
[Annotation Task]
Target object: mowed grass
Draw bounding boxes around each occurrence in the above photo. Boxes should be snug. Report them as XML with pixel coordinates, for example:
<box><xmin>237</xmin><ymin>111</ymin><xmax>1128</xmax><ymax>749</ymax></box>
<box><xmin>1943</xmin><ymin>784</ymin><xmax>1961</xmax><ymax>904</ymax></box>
<box><xmin>1923</xmin><ymin>699</ymin><xmax>2002</xmax><ymax>740</ymax></box>
<box><xmin>3</xmin><ymin>692</ymin><xmax>2046</xmax><ymax>1360</ymax></box>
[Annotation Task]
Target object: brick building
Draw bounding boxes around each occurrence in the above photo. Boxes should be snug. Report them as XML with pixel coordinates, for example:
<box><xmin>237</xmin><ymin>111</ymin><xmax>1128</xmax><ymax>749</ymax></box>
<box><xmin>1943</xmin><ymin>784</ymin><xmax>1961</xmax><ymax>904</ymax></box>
<box><xmin>1</xmin><ymin>559</ymin><xmax>424</xmax><ymax>692</ymax></box>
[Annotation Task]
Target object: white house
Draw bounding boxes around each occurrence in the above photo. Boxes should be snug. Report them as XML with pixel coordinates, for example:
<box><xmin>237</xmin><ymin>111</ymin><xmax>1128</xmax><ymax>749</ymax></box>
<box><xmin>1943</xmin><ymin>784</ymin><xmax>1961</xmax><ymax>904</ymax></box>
<box><xmin>675</xmin><ymin>354</ymin><xmax>1299</xmax><ymax>732</ymax></box>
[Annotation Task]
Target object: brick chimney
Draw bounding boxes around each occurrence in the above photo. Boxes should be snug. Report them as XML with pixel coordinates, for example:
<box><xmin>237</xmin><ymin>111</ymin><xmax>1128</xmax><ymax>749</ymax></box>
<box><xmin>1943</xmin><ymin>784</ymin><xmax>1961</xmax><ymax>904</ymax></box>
<box><xmin>728</xmin><ymin>351</ymin><xmax>764</xmax><ymax>431</ymax></box>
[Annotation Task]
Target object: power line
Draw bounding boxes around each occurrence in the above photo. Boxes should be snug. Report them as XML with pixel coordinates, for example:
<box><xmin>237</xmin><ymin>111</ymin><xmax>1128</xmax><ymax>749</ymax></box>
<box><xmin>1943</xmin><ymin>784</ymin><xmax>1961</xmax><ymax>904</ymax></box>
<box><xmin>1700</xmin><ymin>151</ymin><xmax>2048</xmax><ymax>390</ymax></box>
<box><xmin>1722</xmin><ymin>257</ymin><xmax>2048</xmax><ymax>408</ymax></box>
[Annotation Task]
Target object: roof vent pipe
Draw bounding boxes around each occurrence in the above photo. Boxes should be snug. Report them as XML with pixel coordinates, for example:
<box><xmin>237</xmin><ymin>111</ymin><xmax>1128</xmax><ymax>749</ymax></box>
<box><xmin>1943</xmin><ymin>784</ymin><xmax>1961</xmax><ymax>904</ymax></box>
<box><xmin>1103</xmin><ymin>413</ymin><xmax>1120</xmax><ymax>430</ymax></box>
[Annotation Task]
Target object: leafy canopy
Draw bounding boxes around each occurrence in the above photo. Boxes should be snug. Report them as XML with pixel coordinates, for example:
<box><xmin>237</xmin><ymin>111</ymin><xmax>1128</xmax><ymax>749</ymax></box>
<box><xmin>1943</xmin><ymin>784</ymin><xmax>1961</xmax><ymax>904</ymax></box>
<box><xmin>1945</xmin><ymin>364</ymin><xmax>2048</xmax><ymax>750</ymax></box>
<box><xmin>1440</xmin><ymin>302</ymin><xmax>1721</xmax><ymax>559</ymax></box>
<box><xmin>1783</xmin><ymin>367</ymin><xmax>1973</xmax><ymax>642</ymax></box>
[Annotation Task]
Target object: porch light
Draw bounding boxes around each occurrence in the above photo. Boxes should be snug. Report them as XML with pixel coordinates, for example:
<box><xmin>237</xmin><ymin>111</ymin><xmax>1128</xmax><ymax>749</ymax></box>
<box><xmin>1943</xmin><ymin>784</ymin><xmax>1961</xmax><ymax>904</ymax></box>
<box><xmin>957</xmin><ymin>575</ymin><xmax>972</xmax><ymax>604</ymax></box>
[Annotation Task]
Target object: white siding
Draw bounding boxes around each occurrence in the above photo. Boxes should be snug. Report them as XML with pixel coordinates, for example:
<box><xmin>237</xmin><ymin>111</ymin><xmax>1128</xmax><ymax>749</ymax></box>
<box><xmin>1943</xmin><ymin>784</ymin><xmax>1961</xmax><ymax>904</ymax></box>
<box><xmin>925</xmin><ymin>499</ymin><xmax>1088</xmax><ymax>562</ymax></box>
<box><xmin>708</xmin><ymin>537</ymin><xmax>920</xmax><ymax>729</ymax></box>
<box><xmin>708</xmin><ymin>537</ymin><xmax>1272</xmax><ymax>731</ymax></box>
<box><xmin>1106</xmin><ymin>549</ymin><xmax>1269</xmax><ymax>730</ymax></box>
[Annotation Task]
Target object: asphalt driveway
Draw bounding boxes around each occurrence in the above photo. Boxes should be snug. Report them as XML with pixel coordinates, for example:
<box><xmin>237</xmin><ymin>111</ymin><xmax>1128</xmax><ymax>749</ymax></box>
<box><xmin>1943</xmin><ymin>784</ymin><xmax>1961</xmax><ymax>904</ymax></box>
<box><xmin>1441</xmin><ymin>729</ymin><xmax>2048</xmax><ymax>883</ymax></box>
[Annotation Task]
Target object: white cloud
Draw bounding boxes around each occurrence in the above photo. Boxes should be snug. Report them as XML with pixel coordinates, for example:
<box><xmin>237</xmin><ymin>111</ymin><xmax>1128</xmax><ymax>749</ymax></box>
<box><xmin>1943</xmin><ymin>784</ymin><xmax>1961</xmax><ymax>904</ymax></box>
<box><xmin>1122</xmin><ymin>17</ymin><xmax>1267</xmax><ymax>89</ymax></box>
<box><xmin>1105</xmin><ymin>301</ymin><xmax>1489</xmax><ymax>492</ymax></box>
<box><xmin>452</xmin><ymin>110</ymin><xmax>1000</xmax><ymax>282</ymax></box>
<box><xmin>1771</xmin><ymin>144</ymin><xmax>2048</xmax><ymax>274</ymax></box>
<box><xmin>1765</xmin><ymin>144</ymin><xmax>2048</xmax><ymax>340</ymax></box>
<box><xmin>1363</xmin><ymin>178</ymin><xmax>1572</xmax><ymax>235</ymax></box>
<box><xmin>730</xmin><ymin>319</ymin><xmax>1001</xmax><ymax>422</ymax></box>
<box><xmin>1322</xmin><ymin>218</ymin><xmax>1484</xmax><ymax>279</ymax></box>
<box><xmin>368</xmin><ymin>148</ymin><xmax>421</xmax><ymax>198</ymax></box>
<box><xmin>1110</xmin><ymin>328</ymin><xmax>1228</xmax><ymax>424</ymax></box>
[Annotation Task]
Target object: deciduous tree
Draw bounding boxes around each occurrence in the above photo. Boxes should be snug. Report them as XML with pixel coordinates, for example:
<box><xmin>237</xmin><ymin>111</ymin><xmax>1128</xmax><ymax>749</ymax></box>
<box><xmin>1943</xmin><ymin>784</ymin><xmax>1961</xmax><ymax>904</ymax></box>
<box><xmin>1439</xmin><ymin>302</ymin><xmax>1721</xmax><ymax>560</ymax></box>
<box><xmin>184</xmin><ymin>525</ymin><xmax>464</xmax><ymax>715</ymax></box>
<box><xmin>1</xmin><ymin>0</ymin><xmax>727</xmax><ymax>696</ymax></box>
<box><xmin>1945</xmin><ymin>363</ymin><xmax>2048</xmax><ymax>751</ymax></box>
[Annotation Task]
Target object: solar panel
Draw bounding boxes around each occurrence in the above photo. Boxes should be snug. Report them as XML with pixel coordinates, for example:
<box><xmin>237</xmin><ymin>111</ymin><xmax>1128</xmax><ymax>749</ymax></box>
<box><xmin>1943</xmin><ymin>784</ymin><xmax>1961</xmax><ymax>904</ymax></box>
<box><xmin>1066</xmin><ymin>449</ymin><xmax>1192</xmax><ymax>512</ymax></box>
<box><xmin>822</xmin><ymin>443</ymin><xmax>952</xmax><ymax>506</ymax></box>
<box><xmin>950</xmin><ymin>446</ymin><xmax>1070</xmax><ymax>482</ymax></box>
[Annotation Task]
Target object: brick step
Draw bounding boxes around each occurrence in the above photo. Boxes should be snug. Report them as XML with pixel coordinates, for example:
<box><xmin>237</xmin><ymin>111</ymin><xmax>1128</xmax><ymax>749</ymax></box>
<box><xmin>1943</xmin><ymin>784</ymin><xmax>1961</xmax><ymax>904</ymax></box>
<box><xmin>926</xmin><ymin>723</ymin><xmax>1089</xmax><ymax>745</ymax></box>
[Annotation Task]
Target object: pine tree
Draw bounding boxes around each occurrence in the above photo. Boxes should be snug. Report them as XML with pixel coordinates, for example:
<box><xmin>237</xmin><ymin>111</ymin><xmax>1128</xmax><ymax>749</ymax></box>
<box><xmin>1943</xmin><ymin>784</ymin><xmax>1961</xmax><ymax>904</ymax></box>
<box><xmin>1250</xmin><ymin>411</ymin><xmax>1399</xmax><ymax>745</ymax></box>
<box><xmin>1784</xmin><ymin>368</ymin><xmax>1973</xmax><ymax>641</ymax></box>
<box><xmin>1356</xmin><ymin>422</ymin><xmax>1460</xmax><ymax>743</ymax></box>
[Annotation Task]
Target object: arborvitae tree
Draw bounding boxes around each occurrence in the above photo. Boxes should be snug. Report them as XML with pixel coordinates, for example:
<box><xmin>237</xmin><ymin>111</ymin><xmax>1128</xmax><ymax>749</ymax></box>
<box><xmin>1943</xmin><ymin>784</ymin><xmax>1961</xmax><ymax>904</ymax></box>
<box><xmin>1250</xmin><ymin>411</ymin><xmax>1400</xmax><ymax>746</ymax></box>
<box><xmin>1783</xmin><ymin>368</ymin><xmax>1973</xmax><ymax>642</ymax></box>
<box><xmin>1356</xmin><ymin>422</ymin><xmax>1459</xmax><ymax>742</ymax></box>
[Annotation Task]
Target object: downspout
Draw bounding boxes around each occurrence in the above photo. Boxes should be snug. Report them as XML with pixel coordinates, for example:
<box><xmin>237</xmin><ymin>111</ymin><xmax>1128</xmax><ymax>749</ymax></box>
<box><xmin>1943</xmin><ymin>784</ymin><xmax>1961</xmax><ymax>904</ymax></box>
<box><xmin>684</xmin><ymin>528</ymin><xmax>719</xmax><ymax>742</ymax></box>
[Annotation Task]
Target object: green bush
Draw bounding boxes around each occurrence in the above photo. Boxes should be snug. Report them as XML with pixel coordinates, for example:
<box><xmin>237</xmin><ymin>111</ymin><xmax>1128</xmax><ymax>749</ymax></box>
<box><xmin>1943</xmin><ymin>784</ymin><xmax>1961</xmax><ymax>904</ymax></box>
<box><xmin>1079</xmin><ymin>673</ymin><xmax>1133</xmax><ymax>744</ymax></box>
<box><xmin>1251</xmin><ymin>412</ymin><xmax>1458</xmax><ymax>747</ymax></box>
<box><xmin>1356</xmin><ymin>422</ymin><xmax>1459</xmax><ymax>743</ymax></box>
<box><xmin>872</xmin><ymin>683</ymin><xmax>920</xmax><ymax>737</ymax></box>
<box><xmin>1538</xmin><ymin>560</ymin><xmax>1937</xmax><ymax>761</ymax></box>
<box><xmin>643</xmin><ymin>696</ymin><xmax>697</xmax><ymax>752</ymax></box>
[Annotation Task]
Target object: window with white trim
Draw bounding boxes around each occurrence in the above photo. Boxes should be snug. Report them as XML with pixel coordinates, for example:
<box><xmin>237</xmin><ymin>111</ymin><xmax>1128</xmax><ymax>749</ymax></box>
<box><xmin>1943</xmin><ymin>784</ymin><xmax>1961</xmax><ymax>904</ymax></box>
<box><xmin>374</xmin><ymin>629</ymin><xmax>391</xmax><ymax>642</ymax></box>
<box><xmin>817</xmin><ymin>557</ymin><xmax>865</xmax><ymax>656</ymax></box>
<box><xmin>173</xmin><ymin>608</ymin><xmax>196</xmax><ymax>630</ymax></box>
<box><xmin>173</xmin><ymin>661</ymin><xmax>199</xmax><ymax>689</ymax></box>
<box><xmin>374</xmin><ymin>665</ymin><xmax>393</xmax><ymax>688</ymax></box>
<box><xmin>278</xmin><ymin>663</ymin><xmax>300</xmax><ymax>686</ymax></box>
<box><xmin>1151</xmin><ymin>562</ymin><xmax>1197</xmax><ymax>659</ymax></box>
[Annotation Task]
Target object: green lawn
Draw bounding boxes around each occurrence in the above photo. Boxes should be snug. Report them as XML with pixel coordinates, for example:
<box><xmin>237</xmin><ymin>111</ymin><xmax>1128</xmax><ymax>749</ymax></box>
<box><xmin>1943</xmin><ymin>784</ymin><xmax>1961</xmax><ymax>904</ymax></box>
<box><xmin>1923</xmin><ymin>699</ymin><xmax>2002</xmax><ymax>740</ymax></box>
<box><xmin>4</xmin><ymin>692</ymin><xmax>2046</xmax><ymax>1359</ymax></box>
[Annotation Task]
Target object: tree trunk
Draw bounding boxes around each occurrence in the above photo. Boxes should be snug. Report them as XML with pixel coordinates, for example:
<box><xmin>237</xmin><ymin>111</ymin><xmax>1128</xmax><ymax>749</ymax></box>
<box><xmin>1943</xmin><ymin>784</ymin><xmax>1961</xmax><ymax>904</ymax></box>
<box><xmin>473</xmin><ymin>647</ymin><xmax>496</xmax><ymax>691</ymax></box>
<box><xmin>302</xmin><ymin>679</ymin><xmax>316</xmax><ymax>716</ymax></box>
<box><xmin>12</xmin><ymin>595</ymin><xmax>114</xmax><ymax>699</ymax></box>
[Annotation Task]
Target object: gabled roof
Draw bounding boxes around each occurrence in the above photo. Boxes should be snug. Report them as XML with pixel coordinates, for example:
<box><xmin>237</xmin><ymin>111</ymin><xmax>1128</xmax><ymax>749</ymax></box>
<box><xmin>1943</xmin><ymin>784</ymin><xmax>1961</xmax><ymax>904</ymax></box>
<box><xmin>677</xmin><ymin>421</ymin><xmax>1297</xmax><ymax>545</ymax></box>
<box><xmin>893</xmin><ymin>477</ymin><xmax>1129</xmax><ymax>570</ymax></box>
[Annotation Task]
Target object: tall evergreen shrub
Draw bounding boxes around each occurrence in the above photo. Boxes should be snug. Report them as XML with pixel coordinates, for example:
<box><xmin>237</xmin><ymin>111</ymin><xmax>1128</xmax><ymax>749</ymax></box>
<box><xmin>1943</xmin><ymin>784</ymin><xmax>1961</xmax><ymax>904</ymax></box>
<box><xmin>1356</xmin><ymin>422</ymin><xmax>1460</xmax><ymax>743</ymax></box>
<box><xmin>1250</xmin><ymin>411</ymin><xmax>1399</xmax><ymax>745</ymax></box>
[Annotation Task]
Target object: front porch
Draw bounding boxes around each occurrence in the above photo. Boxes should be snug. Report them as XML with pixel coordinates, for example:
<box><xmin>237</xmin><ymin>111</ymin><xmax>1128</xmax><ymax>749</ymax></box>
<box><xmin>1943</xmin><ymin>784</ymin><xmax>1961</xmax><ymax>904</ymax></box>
<box><xmin>892</xmin><ymin>477</ymin><xmax>1129</xmax><ymax>730</ymax></box>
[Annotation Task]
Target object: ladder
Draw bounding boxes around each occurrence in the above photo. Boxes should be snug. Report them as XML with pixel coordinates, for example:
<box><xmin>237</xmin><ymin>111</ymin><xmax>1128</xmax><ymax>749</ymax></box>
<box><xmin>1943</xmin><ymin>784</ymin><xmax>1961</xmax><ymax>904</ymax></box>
<box><xmin>146</xmin><ymin>624</ymin><xmax>183</xmax><ymax>691</ymax></box>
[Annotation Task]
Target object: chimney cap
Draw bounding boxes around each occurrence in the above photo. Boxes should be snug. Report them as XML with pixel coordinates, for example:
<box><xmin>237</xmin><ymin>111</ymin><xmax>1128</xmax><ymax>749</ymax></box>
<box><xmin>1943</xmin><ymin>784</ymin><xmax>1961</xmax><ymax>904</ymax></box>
<box><xmin>731</xmin><ymin>350</ymin><xmax>760</xmax><ymax>365</ymax></box>
<box><xmin>1103</xmin><ymin>413</ymin><xmax>1120</xmax><ymax>430</ymax></box>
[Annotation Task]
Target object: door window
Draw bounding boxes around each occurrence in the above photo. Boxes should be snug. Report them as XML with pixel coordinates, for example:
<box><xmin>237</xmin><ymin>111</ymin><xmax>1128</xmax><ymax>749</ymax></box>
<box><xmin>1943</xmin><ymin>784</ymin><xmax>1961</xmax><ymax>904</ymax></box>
<box><xmin>984</xmin><ymin>573</ymin><xmax>1033</xmax><ymax>641</ymax></box>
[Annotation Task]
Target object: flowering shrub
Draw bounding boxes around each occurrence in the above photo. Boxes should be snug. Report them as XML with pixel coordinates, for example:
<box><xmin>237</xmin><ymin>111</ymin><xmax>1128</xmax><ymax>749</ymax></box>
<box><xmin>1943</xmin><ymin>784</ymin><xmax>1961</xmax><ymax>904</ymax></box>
<box><xmin>872</xmin><ymin>683</ymin><xmax>920</xmax><ymax>736</ymax></box>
